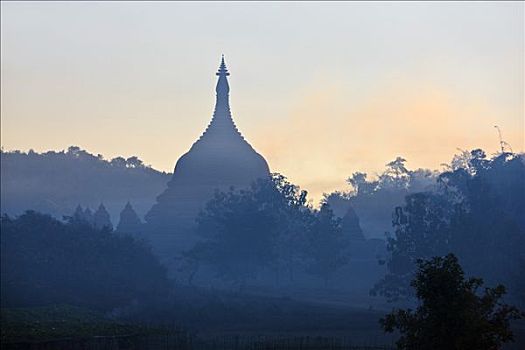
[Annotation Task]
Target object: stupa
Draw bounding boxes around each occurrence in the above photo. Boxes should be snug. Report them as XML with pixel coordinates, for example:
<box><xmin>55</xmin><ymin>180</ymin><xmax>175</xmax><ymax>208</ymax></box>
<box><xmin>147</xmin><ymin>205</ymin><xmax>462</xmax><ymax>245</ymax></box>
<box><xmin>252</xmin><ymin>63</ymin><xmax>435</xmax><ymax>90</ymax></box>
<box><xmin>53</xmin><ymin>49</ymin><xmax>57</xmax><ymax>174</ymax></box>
<box><xmin>116</xmin><ymin>202</ymin><xmax>143</xmax><ymax>236</ymax></box>
<box><xmin>145</xmin><ymin>57</ymin><xmax>270</xmax><ymax>242</ymax></box>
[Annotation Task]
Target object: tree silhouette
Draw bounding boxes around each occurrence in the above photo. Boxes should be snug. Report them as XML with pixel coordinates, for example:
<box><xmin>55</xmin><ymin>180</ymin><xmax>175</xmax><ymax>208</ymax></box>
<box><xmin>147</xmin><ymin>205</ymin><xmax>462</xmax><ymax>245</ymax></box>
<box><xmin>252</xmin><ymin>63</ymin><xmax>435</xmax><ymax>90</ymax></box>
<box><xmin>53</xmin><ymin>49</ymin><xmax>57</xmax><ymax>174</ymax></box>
<box><xmin>186</xmin><ymin>173</ymin><xmax>351</xmax><ymax>289</ymax></box>
<box><xmin>381</xmin><ymin>254</ymin><xmax>524</xmax><ymax>350</ymax></box>
<box><xmin>188</xmin><ymin>178</ymin><xmax>282</xmax><ymax>289</ymax></box>
<box><xmin>335</xmin><ymin>157</ymin><xmax>437</xmax><ymax>241</ymax></box>
<box><xmin>1</xmin><ymin>211</ymin><xmax>170</xmax><ymax>311</ymax></box>
<box><xmin>373</xmin><ymin>150</ymin><xmax>525</xmax><ymax>302</ymax></box>
<box><xmin>303</xmin><ymin>204</ymin><xmax>349</xmax><ymax>286</ymax></box>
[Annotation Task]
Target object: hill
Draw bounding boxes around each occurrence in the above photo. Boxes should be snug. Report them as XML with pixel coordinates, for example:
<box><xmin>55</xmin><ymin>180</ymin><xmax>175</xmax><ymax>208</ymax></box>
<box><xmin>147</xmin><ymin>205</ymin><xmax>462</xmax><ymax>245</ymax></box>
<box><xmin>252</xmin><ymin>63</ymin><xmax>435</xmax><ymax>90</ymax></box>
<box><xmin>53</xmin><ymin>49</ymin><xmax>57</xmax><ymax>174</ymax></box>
<box><xmin>0</xmin><ymin>146</ymin><xmax>171</xmax><ymax>222</ymax></box>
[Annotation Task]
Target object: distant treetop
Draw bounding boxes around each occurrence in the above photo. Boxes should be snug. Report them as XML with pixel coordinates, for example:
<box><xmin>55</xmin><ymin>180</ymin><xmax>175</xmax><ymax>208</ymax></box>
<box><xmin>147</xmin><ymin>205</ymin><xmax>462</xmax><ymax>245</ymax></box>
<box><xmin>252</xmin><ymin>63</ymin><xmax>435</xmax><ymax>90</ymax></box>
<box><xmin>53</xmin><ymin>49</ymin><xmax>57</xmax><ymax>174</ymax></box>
<box><xmin>1</xmin><ymin>146</ymin><xmax>168</xmax><ymax>173</ymax></box>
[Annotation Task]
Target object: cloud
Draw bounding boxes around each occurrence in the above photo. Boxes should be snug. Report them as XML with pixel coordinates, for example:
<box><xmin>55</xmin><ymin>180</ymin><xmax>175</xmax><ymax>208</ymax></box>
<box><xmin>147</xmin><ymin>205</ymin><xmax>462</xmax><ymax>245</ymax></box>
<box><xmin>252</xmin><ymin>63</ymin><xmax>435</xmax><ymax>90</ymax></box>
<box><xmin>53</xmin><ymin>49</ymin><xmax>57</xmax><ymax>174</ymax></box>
<box><xmin>253</xmin><ymin>77</ymin><xmax>523</xmax><ymax>204</ymax></box>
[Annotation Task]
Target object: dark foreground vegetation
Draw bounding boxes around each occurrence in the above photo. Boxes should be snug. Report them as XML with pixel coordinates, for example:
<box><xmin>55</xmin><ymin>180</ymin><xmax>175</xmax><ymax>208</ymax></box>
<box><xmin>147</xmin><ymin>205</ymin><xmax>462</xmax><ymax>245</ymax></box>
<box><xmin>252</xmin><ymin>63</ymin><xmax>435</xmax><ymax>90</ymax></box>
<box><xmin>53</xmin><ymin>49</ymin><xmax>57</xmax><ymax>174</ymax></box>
<box><xmin>381</xmin><ymin>254</ymin><xmax>524</xmax><ymax>350</ymax></box>
<box><xmin>1</xmin><ymin>148</ymin><xmax>524</xmax><ymax>349</ymax></box>
<box><xmin>0</xmin><ymin>305</ymin><xmax>186</xmax><ymax>344</ymax></box>
<box><xmin>1</xmin><ymin>304</ymin><xmax>395</xmax><ymax>350</ymax></box>
<box><xmin>372</xmin><ymin>151</ymin><xmax>525</xmax><ymax>307</ymax></box>
<box><xmin>0</xmin><ymin>212</ymin><xmax>171</xmax><ymax>311</ymax></box>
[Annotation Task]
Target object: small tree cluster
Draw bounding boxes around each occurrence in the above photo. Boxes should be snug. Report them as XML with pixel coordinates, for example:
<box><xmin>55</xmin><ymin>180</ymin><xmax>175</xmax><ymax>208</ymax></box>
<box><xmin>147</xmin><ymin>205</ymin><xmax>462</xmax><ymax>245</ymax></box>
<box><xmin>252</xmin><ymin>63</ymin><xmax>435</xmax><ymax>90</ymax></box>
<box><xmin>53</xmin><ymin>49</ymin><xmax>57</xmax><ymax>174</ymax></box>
<box><xmin>374</xmin><ymin>150</ymin><xmax>525</xmax><ymax>303</ymax></box>
<box><xmin>381</xmin><ymin>254</ymin><xmax>524</xmax><ymax>350</ymax></box>
<box><xmin>1</xmin><ymin>211</ymin><xmax>170</xmax><ymax>311</ymax></box>
<box><xmin>185</xmin><ymin>174</ymin><xmax>350</xmax><ymax>289</ymax></box>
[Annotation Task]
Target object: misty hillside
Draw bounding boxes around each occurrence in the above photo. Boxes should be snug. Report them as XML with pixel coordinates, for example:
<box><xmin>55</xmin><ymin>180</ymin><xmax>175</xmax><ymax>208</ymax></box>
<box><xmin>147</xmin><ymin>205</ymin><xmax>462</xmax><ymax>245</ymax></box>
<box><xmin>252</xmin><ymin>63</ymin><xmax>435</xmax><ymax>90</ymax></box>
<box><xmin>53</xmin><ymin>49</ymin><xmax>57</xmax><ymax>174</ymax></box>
<box><xmin>0</xmin><ymin>146</ymin><xmax>171</xmax><ymax>222</ymax></box>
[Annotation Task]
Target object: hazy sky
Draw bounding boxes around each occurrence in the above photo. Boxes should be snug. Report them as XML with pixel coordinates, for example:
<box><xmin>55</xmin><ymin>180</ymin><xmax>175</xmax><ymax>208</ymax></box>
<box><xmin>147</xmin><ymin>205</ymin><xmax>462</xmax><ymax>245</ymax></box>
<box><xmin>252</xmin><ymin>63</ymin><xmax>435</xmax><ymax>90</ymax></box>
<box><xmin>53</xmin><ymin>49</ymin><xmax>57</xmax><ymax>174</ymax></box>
<box><xmin>1</xmin><ymin>2</ymin><xmax>523</xmax><ymax>202</ymax></box>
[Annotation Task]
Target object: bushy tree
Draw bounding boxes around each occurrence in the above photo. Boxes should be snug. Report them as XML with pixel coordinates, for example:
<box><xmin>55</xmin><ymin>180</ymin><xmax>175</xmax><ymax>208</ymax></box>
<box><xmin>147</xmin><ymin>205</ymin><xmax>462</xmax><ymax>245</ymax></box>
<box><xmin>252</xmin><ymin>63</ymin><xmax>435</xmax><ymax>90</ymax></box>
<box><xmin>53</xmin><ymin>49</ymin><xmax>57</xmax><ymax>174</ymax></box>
<box><xmin>302</xmin><ymin>204</ymin><xmax>349</xmax><ymax>285</ymax></box>
<box><xmin>381</xmin><ymin>254</ymin><xmax>523</xmax><ymax>350</ymax></box>
<box><xmin>187</xmin><ymin>173</ymin><xmax>350</xmax><ymax>288</ymax></box>
<box><xmin>372</xmin><ymin>192</ymin><xmax>454</xmax><ymax>301</ymax></box>
<box><xmin>374</xmin><ymin>150</ymin><xmax>525</xmax><ymax>303</ymax></box>
<box><xmin>1</xmin><ymin>211</ymin><xmax>170</xmax><ymax>311</ymax></box>
<box><xmin>190</xmin><ymin>184</ymin><xmax>279</xmax><ymax>289</ymax></box>
<box><xmin>333</xmin><ymin>157</ymin><xmax>437</xmax><ymax>240</ymax></box>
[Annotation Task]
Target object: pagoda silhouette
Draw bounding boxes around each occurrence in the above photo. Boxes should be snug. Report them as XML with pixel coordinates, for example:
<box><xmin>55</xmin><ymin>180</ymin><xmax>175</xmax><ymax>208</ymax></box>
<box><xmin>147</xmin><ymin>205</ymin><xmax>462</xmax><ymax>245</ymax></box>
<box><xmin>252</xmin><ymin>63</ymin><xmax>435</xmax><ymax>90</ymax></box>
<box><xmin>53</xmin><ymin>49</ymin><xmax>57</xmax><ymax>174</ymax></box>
<box><xmin>145</xmin><ymin>57</ymin><xmax>270</xmax><ymax>247</ymax></box>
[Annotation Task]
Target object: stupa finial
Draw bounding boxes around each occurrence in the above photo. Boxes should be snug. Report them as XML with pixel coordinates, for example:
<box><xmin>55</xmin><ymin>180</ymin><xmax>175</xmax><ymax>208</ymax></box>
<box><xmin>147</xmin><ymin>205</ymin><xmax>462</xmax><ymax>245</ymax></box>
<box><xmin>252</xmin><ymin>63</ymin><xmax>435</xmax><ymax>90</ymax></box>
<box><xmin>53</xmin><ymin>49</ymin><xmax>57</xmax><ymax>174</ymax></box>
<box><xmin>216</xmin><ymin>55</ymin><xmax>230</xmax><ymax>77</ymax></box>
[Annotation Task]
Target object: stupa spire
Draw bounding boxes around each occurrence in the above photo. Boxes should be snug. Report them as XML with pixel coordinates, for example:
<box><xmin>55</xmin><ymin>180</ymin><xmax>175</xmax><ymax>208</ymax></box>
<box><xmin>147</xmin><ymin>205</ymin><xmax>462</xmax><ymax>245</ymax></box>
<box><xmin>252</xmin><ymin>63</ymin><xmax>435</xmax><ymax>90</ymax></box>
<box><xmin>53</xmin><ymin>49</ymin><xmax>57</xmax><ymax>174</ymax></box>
<box><xmin>194</xmin><ymin>55</ymin><xmax>241</xmax><ymax>143</ymax></box>
<box><xmin>216</xmin><ymin>55</ymin><xmax>230</xmax><ymax>77</ymax></box>
<box><xmin>144</xmin><ymin>58</ymin><xmax>270</xmax><ymax>240</ymax></box>
<box><xmin>215</xmin><ymin>55</ymin><xmax>230</xmax><ymax>98</ymax></box>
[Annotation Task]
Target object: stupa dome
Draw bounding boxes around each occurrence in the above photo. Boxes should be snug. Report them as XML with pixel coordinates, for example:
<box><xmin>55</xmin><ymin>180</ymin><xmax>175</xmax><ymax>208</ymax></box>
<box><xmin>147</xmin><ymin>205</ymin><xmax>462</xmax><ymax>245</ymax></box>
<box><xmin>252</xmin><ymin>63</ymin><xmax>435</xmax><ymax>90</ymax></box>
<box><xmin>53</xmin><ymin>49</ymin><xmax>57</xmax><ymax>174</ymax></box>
<box><xmin>145</xmin><ymin>57</ymin><xmax>270</xmax><ymax>238</ymax></box>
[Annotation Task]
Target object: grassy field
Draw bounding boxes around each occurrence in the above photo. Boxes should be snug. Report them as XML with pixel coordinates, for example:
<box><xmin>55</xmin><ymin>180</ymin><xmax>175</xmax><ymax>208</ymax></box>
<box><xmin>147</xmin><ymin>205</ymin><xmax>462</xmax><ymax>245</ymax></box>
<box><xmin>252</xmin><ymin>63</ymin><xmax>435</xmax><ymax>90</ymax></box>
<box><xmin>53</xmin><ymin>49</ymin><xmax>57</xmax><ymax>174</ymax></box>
<box><xmin>0</xmin><ymin>305</ymin><xmax>184</xmax><ymax>343</ymax></box>
<box><xmin>1</xmin><ymin>300</ymin><xmax>395</xmax><ymax>349</ymax></box>
<box><xmin>2</xmin><ymin>297</ymin><xmax>523</xmax><ymax>350</ymax></box>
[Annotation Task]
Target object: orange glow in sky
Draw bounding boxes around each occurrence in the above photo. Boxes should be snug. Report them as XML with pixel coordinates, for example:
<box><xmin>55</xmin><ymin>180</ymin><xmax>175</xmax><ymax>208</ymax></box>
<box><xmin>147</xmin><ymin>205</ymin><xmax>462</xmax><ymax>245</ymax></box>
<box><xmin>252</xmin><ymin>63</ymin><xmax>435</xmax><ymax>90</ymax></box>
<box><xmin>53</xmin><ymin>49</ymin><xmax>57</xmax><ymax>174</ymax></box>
<box><xmin>1</xmin><ymin>2</ymin><xmax>523</xmax><ymax>202</ymax></box>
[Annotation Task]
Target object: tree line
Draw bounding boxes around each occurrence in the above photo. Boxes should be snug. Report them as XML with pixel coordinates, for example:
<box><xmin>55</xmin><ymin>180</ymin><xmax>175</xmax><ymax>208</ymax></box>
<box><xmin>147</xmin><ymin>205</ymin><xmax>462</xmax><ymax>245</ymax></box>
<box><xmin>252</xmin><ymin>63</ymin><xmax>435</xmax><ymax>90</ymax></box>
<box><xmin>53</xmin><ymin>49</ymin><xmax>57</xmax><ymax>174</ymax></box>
<box><xmin>181</xmin><ymin>174</ymin><xmax>350</xmax><ymax>289</ymax></box>
<box><xmin>372</xmin><ymin>150</ymin><xmax>525</xmax><ymax>306</ymax></box>
<box><xmin>0</xmin><ymin>211</ymin><xmax>170</xmax><ymax>311</ymax></box>
<box><xmin>180</xmin><ymin>149</ymin><xmax>524</xmax><ymax>304</ymax></box>
<box><xmin>0</xmin><ymin>146</ymin><xmax>170</xmax><ymax>221</ymax></box>
<box><xmin>1</xmin><ymin>147</ymin><xmax>523</xmax><ymax>349</ymax></box>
